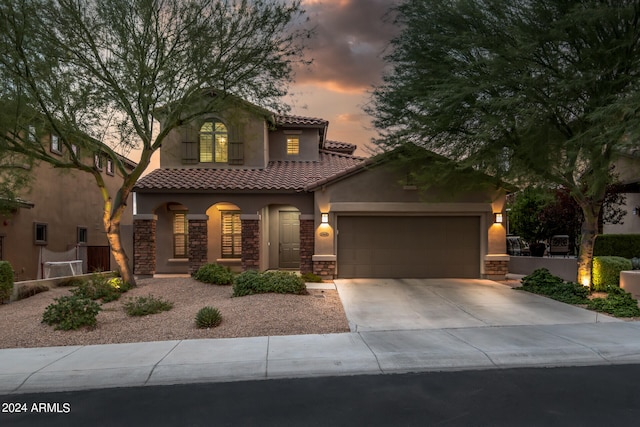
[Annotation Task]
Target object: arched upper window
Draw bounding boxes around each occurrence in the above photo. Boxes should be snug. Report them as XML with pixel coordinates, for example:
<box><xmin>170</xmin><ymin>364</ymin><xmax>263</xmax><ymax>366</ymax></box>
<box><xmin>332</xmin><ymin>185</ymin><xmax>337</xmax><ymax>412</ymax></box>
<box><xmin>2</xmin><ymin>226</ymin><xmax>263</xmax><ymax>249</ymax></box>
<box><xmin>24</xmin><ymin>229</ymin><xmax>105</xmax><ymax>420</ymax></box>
<box><xmin>199</xmin><ymin>120</ymin><xmax>228</xmax><ymax>163</ymax></box>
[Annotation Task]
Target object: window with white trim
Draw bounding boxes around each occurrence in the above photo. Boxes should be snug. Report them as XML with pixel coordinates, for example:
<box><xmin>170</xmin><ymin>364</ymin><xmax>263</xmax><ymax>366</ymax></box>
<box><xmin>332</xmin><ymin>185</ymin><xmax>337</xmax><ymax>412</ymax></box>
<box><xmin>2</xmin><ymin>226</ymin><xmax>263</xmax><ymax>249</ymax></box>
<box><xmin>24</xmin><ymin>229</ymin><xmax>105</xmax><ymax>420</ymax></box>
<box><xmin>50</xmin><ymin>134</ymin><xmax>61</xmax><ymax>154</ymax></box>
<box><xmin>94</xmin><ymin>153</ymin><xmax>102</xmax><ymax>170</ymax></box>
<box><xmin>106</xmin><ymin>158</ymin><xmax>114</xmax><ymax>175</ymax></box>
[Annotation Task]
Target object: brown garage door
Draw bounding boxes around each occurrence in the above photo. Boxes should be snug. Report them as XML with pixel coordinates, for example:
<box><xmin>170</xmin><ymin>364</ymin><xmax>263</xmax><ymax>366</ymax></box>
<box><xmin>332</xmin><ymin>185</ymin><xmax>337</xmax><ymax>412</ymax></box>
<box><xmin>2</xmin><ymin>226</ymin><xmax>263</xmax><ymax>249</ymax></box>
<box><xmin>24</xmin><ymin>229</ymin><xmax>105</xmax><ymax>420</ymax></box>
<box><xmin>337</xmin><ymin>216</ymin><xmax>480</xmax><ymax>278</ymax></box>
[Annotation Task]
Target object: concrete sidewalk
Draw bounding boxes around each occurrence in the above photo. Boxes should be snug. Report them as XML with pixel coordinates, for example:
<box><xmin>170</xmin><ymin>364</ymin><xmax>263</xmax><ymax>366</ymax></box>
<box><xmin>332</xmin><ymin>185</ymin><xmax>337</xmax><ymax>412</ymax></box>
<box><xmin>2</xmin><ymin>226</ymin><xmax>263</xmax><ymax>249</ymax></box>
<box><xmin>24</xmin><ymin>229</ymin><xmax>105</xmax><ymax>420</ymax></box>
<box><xmin>2</xmin><ymin>321</ymin><xmax>640</xmax><ymax>395</ymax></box>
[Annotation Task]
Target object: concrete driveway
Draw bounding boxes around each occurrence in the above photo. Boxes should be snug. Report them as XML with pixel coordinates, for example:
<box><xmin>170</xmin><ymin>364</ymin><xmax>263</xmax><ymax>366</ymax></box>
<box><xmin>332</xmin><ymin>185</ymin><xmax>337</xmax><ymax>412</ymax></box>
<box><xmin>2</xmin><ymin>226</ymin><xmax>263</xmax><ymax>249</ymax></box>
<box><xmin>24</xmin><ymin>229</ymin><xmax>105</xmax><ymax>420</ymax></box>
<box><xmin>335</xmin><ymin>278</ymin><xmax>619</xmax><ymax>332</ymax></box>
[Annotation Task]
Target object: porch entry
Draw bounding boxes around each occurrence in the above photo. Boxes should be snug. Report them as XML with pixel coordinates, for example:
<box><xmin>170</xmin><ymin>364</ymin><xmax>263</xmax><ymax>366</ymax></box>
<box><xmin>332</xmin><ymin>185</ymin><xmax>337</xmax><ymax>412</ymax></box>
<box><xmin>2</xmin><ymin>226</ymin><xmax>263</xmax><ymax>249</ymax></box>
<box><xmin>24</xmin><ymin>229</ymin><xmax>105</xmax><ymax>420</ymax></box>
<box><xmin>279</xmin><ymin>210</ymin><xmax>300</xmax><ymax>268</ymax></box>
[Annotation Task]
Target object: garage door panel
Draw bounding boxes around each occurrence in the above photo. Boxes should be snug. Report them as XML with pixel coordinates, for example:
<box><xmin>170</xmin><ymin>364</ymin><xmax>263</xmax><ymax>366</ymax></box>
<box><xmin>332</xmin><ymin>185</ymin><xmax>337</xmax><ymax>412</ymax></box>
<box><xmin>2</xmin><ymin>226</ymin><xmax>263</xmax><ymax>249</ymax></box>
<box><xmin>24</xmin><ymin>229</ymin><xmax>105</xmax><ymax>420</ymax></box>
<box><xmin>337</xmin><ymin>216</ymin><xmax>480</xmax><ymax>278</ymax></box>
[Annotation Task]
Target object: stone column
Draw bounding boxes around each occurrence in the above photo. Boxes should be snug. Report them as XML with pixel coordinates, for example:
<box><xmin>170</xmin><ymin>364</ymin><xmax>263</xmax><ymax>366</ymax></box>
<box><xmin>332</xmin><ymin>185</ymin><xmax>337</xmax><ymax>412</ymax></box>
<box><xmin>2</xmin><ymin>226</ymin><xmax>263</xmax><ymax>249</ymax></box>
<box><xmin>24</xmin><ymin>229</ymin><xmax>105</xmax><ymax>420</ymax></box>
<box><xmin>188</xmin><ymin>214</ymin><xmax>208</xmax><ymax>275</ymax></box>
<box><xmin>241</xmin><ymin>214</ymin><xmax>260</xmax><ymax>270</ymax></box>
<box><xmin>133</xmin><ymin>214</ymin><xmax>157</xmax><ymax>277</ymax></box>
<box><xmin>313</xmin><ymin>255</ymin><xmax>337</xmax><ymax>280</ymax></box>
<box><xmin>484</xmin><ymin>254</ymin><xmax>509</xmax><ymax>280</ymax></box>
<box><xmin>299</xmin><ymin>215</ymin><xmax>314</xmax><ymax>274</ymax></box>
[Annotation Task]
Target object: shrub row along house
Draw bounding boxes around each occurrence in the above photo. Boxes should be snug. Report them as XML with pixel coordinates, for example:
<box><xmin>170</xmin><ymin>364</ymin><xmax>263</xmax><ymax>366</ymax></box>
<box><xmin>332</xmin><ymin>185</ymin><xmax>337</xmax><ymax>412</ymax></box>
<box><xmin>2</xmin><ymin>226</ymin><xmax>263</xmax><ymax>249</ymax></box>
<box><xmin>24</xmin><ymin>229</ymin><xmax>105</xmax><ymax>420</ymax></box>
<box><xmin>133</xmin><ymin>94</ymin><xmax>509</xmax><ymax>279</ymax></box>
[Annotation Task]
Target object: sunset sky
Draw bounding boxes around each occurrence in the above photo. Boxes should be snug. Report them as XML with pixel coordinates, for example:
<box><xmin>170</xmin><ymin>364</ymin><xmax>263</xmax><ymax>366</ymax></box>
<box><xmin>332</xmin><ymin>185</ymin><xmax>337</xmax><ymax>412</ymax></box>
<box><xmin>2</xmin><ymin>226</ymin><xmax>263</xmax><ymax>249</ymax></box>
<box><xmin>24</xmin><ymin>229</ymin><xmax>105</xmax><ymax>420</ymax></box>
<box><xmin>141</xmin><ymin>0</ymin><xmax>400</xmax><ymax>170</ymax></box>
<box><xmin>288</xmin><ymin>0</ymin><xmax>400</xmax><ymax>156</ymax></box>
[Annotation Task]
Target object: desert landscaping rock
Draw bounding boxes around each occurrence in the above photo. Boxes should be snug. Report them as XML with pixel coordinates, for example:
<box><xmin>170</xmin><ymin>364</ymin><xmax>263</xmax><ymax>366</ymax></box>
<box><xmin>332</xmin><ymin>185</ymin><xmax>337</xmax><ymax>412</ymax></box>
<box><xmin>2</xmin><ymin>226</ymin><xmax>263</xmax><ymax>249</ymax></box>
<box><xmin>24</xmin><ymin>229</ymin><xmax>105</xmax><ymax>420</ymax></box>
<box><xmin>0</xmin><ymin>277</ymin><xmax>350</xmax><ymax>349</ymax></box>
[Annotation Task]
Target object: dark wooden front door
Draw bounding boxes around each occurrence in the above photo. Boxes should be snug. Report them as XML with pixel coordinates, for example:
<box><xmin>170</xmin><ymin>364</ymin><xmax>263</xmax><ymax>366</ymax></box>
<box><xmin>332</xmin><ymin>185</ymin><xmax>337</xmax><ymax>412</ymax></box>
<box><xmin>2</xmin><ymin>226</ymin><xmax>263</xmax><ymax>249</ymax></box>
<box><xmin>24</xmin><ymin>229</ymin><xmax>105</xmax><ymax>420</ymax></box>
<box><xmin>279</xmin><ymin>211</ymin><xmax>300</xmax><ymax>268</ymax></box>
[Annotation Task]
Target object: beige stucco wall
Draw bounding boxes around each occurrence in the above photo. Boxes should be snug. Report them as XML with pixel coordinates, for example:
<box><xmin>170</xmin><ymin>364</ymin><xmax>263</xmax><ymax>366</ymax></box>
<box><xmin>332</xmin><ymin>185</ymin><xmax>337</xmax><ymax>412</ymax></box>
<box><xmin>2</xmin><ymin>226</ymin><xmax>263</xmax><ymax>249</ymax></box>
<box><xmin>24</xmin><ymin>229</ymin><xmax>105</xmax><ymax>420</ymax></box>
<box><xmin>268</xmin><ymin>128</ymin><xmax>320</xmax><ymax>161</ymax></box>
<box><xmin>145</xmin><ymin>193</ymin><xmax>313</xmax><ymax>273</ymax></box>
<box><xmin>604</xmin><ymin>192</ymin><xmax>640</xmax><ymax>234</ymax></box>
<box><xmin>312</xmin><ymin>163</ymin><xmax>508</xmax><ymax>273</ymax></box>
<box><xmin>159</xmin><ymin>105</ymin><xmax>269</xmax><ymax>169</ymax></box>
<box><xmin>603</xmin><ymin>155</ymin><xmax>640</xmax><ymax>234</ymax></box>
<box><xmin>1</xmin><ymin>160</ymin><xmax>133</xmax><ymax>281</ymax></box>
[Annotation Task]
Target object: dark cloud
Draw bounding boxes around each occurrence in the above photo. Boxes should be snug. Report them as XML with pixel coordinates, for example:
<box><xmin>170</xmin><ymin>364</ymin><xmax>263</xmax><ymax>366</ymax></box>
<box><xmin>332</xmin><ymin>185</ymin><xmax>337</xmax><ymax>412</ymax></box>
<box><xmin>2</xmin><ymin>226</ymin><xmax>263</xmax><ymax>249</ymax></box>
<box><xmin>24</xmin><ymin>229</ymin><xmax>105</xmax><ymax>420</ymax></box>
<box><xmin>297</xmin><ymin>0</ymin><xmax>400</xmax><ymax>93</ymax></box>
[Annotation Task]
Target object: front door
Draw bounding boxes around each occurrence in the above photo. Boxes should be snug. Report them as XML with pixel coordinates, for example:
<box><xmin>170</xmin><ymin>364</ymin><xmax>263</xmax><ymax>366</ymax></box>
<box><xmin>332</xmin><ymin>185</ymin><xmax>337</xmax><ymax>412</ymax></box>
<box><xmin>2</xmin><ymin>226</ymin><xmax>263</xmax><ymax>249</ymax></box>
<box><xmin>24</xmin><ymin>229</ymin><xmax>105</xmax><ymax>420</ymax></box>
<box><xmin>279</xmin><ymin>211</ymin><xmax>300</xmax><ymax>268</ymax></box>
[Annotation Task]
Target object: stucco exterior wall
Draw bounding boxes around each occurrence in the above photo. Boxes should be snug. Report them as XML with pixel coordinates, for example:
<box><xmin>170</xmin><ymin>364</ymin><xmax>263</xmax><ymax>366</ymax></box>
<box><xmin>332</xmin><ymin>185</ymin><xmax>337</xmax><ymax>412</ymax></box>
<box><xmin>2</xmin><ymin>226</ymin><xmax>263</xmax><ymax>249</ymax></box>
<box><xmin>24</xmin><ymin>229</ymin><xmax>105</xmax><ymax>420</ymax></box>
<box><xmin>268</xmin><ymin>128</ymin><xmax>320</xmax><ymax>161</ymax></box>
<box><xmin>312</xmin><ymin>163</ymin><xmax>507</xmax><ymax>278</ymax></box>
<box><xmin>1</xmin><ymin>160</ymin><xmax>133</xmax><ymax>281</ymax></box>
<box><xmin>159</xmin><ymin>105</ymin><xmax>269</xmax><ymax>169</ymax></box>
<box><xmin>139</xmin><ymin>192</ymin><xmax>314</xmax><ymax>273</ymax></box>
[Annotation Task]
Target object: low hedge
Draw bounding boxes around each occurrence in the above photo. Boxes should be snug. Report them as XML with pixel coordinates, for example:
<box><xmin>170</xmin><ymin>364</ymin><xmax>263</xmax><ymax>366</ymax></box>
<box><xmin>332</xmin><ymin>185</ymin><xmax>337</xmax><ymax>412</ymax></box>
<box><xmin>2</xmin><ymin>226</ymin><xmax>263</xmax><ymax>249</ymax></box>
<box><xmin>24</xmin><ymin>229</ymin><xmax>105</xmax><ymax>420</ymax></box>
<box><xmin>593</xmin><ymin>234</ymin><xmax>640</xmax><ymax>258</ymax></box>
<box><xmin>592</xmin><ymin>256</ymin><xmax>632</xmax><ymax>291</ymax></box>
<box><xmin>519</xmin><ymin>268</ymin><xmax>589</xmax><ymax>304</ymax></box>
<box><xmin>232</xmin><ymin>270</ymin><xmax>307</xmax><ymax>297</ymax></box>
<box><xmin>192</xmin><ymin>263</ymin><xmax>234</xmax><ymax>285</ymax></box>
<box><xmin>0</xmin><ymin>261</ymin><xmax>14</xmax><ymax>302</ymax></box>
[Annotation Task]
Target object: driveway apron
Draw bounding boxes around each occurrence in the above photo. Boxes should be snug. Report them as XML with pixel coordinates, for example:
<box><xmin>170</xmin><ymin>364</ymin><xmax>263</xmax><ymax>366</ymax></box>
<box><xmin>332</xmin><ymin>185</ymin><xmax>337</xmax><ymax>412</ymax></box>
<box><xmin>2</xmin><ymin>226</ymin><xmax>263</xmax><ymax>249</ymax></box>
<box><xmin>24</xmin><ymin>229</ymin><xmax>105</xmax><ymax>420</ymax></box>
<box><xmin>334</xmin><ymin>278</ymin><xmax>619</xmax><ymax>332</ymax></box>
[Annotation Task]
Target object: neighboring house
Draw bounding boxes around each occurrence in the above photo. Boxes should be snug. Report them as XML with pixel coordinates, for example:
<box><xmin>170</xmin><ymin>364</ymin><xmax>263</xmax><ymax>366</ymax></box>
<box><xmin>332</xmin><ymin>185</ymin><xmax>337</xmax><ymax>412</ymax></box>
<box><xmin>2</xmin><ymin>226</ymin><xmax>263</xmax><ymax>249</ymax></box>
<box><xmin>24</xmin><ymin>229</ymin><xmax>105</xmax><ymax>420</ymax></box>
<box><xmin>603</xmin><ymin>153</ymin><xmax>640</xmax><ymax>234</ymax></box>
<box><xmin>0</xmin><ymin>133</ymin><xmax>136</xmax><ymax>281</ymax></box>
<box><xmin>133</xmin><ymin>94</ymin><xmax>509</xmax><ymax>279</ymax></box>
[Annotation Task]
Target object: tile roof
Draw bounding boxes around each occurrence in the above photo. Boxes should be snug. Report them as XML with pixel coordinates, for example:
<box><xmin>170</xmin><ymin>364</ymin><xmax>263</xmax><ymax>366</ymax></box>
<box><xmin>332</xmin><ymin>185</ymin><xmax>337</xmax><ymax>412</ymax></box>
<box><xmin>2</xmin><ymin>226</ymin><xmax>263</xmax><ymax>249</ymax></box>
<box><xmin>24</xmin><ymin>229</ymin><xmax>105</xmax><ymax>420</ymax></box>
<box><xmin>274</xmin><ymin>114</ymin><xmax>328</xmax><ymax>127</ymax></box>
<box><xmin>324</xmin><ymin>140</ymin><xmax>357</xmax><ymax>154</ymax></box>
<box><xmin>134</xmin><ymin>151</ymin><xmax>365</xmax><ymax>192</ymax></box>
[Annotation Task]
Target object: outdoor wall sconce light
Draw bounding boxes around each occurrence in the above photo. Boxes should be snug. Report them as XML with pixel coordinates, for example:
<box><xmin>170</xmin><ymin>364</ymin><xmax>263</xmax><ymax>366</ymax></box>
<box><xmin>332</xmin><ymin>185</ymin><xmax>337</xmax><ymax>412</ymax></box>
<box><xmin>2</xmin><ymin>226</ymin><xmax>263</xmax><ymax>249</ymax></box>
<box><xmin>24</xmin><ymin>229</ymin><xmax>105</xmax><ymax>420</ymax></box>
<box><xmin>494</xmin><ymin>213</ymin><xmax>503</xmax><ymax>224</ymax></box>
<box><xmin>321</xmin><ymin>213</ymin><xmax>329</xmax><ymax>224</ymax></box>
<box><xmin>633</xmin><ymin>206</ymin><xmax>639</xmax><ymax>216</ymax></box>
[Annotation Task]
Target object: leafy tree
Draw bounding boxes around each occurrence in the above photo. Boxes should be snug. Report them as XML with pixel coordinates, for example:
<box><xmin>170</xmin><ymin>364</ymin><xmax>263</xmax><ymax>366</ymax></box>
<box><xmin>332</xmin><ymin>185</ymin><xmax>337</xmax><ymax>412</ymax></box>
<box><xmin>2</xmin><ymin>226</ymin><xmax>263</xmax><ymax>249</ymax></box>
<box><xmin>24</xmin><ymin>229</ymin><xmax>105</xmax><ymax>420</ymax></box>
<box><xmin>0</xmin><ymin>0</ymin><xmax>310</xmax><ymax>285</ymax></box>
<box><xmin>510</xmin><ymin>185</ymin><xmax>626</xmax><ymax>256</ymax></box>
<box><xmin>369</xmin><ymin>0</ymin><xmax>640</xmax><ymax>285</ymax></box>
<box><xmin>0</xmin><ymin>151</ymin><xmax>32</xmax><ymax>216</ymax></box>
<box><xmin>508</xmin><ymin>187</ymin><xmax>552</xmax><ymax>245</ymax></box>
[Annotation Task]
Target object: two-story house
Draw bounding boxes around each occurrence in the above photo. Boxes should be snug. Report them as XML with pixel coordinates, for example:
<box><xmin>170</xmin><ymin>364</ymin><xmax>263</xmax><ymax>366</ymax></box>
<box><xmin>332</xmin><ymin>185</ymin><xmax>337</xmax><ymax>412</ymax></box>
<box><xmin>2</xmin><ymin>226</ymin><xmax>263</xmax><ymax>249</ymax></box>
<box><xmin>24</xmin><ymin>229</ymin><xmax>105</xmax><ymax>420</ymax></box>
<box><xmin>1</xmin><ymin>134</ymin><xmax>136</xmax><ymax>281</ymax></box>
<box><xmin>133</xmin><ymin>94</ymin><xmax>509</xmax><ymax>279</ymax></box>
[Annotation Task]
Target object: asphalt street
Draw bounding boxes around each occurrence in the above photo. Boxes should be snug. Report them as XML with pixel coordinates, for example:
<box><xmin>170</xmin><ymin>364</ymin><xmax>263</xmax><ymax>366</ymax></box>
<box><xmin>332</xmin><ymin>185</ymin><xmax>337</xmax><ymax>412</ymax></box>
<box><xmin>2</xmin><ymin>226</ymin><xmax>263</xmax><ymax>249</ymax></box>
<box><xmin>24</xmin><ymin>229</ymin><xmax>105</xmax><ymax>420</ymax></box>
<box><xmin>2</xmin><ymin>364</ymin><xmax>640</xmax><ymax>427</ymax></box>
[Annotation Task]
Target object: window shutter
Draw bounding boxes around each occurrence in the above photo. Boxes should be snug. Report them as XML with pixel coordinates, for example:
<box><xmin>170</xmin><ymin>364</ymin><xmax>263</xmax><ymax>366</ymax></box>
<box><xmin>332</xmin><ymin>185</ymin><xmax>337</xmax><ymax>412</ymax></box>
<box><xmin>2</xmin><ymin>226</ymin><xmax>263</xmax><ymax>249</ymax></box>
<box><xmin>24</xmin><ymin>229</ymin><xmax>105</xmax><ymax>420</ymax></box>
<box><xmin>182</xmin><ymin>141</ymin><xmax>198</xmax><ymax>164</ymax></box>
<box><xmin>228</xmin><ymin>141</ymin><xmax>244</xmax><ymax>165</ymax></box>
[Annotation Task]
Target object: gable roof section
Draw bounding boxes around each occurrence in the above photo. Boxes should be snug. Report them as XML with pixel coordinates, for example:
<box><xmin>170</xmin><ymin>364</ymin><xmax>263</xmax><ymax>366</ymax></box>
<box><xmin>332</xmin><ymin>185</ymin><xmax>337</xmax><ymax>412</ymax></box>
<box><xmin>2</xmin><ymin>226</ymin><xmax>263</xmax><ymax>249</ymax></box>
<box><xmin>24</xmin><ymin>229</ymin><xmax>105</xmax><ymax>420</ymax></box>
<box><xmin>134</xmin><ymin>150</ymin><xmax>364</xmax><ymax>192</ymax></box>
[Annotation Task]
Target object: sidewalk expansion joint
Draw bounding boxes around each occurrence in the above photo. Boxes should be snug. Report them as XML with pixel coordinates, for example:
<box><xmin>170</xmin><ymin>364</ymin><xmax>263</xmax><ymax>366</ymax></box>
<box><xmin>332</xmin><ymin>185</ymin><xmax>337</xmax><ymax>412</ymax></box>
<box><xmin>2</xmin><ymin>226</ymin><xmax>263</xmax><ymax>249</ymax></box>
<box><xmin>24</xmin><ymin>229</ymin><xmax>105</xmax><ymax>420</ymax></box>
<box><xmin>357</xmin><ymin>332</ymin><xmax>384</xmax><ymax>374</ymax></box>
<box><xmin>264</xmin><ymin>336</ymin><xmax>271</xmax><ymax>378</ymax></box>
<box><xmin>144</xmin><ymin>340</ymin><xmax>183</xmax><ymax>385</ymax></box>
<box><xmin>441</xmin><ymin>329</ymin><xmax>500</xmax><ymax>369</ymax></box>
<box><xmin>13</xmin><ymin>345</ymin><xmax>85</xmax><ymax>393</ymax></box>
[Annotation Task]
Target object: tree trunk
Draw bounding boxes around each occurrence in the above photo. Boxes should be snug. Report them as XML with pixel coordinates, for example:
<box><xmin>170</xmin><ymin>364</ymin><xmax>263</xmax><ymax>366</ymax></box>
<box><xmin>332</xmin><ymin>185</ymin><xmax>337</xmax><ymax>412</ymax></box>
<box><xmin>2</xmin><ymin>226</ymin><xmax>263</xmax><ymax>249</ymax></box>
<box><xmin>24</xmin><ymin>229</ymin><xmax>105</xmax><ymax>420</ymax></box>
<box><xmin>106</xmin><ymin>219</ymin><xmax>136</xmax><ymax>286</ymax></box>
<box><xmin>577</xmin><ymin>203</ymin><xmax>601</xmax><ymax>287</ymax></box>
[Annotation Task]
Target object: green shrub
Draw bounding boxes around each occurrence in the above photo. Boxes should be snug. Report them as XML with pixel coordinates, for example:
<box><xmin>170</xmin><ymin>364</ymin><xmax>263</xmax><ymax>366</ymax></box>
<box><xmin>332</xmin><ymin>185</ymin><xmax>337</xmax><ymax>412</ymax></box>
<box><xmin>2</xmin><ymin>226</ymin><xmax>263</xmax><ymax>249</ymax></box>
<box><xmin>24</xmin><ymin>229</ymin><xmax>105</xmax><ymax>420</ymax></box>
<box><xmin>593</xmin><ymin>234</ymin><xmax>640</xmax><ymax>258</ymax></box>
<box><xmin>0</xmin><ymin>261</ymin><xmax>14</xmax><ymax>302</ymax></box>
<box><xmin>587</xmin><ymin>286</ymin><xmax>640</xmax><ymax>317</ymax></box>
<box><xmin>262</xmin><ymin>271</ymin><xmax>307</xmax><ymax>294</ymax></box>
<box><xmin>123</xmin><ymin>295</ymin><xmax>173</xmax><ymax>316</ymax></box>
<box><xmin>232</xmin><ymin>270</ymin><xmax>306</xmax><ymax>297</ymax></box>
<box><xmin>301</xmin><ymin>272</ymin><xmax>323</xmax><ymax>283</ymax></box>
<box><xmin>42</xmin><ymin>295</ymin><xmax>102</xmax><ymax>330</ymax></box>
<box><xmin>71</xmin><ymin>274</ymin><xmax>130</xmax><ymax>302</ymax></box>
<box><xmin>57</xmin><ymin>277</ymin><xmax>85</xmax><ymax>287</ymax></box>
<box><xmin>192</xmin><ymin>263</ymin><xmax>234</xmax><ymax>285</ymax></box>
<box><xmin>232</xmin><ymin>270</ymin><xmax>264</xmax><ymax>296</ymax></box>
<box><xmin>519</xmin><ymin>268</ymin><xmax>589</xmax><ymax>304</ymax></box>
<box><xmin>592</xmin><ymin>256</ymin><xmax>632</xmax><ymax>291</ymax></box>
<box><xmin>195</xmin><ymin>306</ymin><xmax>223</xmax><ymax>328</ymax></box>
<box><xmin>17</xmin><ymin>284</ymin><xmax>49</xmax><ymax>300</ymax></box>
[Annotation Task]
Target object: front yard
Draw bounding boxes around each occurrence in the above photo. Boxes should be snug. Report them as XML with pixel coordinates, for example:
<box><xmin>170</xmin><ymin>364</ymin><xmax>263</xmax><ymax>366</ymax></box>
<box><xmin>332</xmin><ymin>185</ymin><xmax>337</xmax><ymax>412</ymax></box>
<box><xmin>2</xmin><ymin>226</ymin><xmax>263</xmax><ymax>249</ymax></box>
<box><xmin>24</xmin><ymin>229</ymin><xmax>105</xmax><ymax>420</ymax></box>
<box><xmin>0</xmin><ymin>276</ymin><xmax>350</xmax><ymax>349</ymax></box>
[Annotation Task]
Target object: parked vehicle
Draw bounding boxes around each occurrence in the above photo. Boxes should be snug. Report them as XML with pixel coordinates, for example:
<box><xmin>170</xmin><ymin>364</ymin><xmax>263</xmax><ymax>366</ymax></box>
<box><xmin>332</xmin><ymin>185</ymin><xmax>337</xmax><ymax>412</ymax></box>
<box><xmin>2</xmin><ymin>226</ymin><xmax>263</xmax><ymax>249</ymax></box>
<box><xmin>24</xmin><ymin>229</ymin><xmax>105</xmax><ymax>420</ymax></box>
<box><xmin>507</xmin><ymin>236</ymin><xmax>530</xmax><ymax>256</ymax></box>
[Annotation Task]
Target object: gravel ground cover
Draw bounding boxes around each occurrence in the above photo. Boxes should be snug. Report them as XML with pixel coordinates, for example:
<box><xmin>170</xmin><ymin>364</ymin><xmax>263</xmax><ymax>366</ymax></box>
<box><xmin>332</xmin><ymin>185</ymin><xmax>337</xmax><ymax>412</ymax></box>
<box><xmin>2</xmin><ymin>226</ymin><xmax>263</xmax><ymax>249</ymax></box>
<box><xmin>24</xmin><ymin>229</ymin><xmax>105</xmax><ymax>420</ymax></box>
<box><xmin>0</xmin><ymin>277</ymin><xmax>350</xmax><ymax>349</ymax></box>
